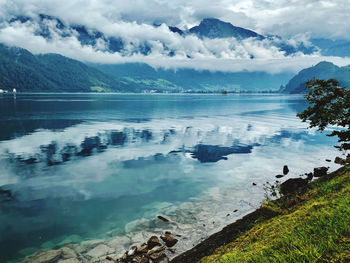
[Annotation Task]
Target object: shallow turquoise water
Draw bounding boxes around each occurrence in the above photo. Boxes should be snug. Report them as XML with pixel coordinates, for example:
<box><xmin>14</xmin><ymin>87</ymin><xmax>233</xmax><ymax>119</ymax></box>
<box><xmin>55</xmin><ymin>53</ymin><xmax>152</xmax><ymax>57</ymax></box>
<box><xmin>0</xmin><ymin>93</ymin><xmax>340</xmax><ymax>262</ymax></box>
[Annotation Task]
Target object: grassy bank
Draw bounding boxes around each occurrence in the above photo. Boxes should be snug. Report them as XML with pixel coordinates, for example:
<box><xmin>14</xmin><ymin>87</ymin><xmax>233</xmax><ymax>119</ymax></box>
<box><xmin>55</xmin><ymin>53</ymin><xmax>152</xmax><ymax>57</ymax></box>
<box><xmin>198</xmin><ymin>166</ymin><xmax>350</xmax><ymax>263</ymax></box>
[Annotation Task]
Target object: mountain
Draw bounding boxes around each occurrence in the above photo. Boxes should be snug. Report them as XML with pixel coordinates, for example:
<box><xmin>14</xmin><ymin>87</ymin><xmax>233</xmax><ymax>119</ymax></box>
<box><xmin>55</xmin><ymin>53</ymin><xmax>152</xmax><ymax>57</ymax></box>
<box><xmin>281</xmin><ymin>61</ymin><xmax>350</xmax><ymax>94</ymax></box>
<box><xmin>93</xmin><ymin>63</ymin><xmax>293</xmax><ymax>92</ymax></box>
<box><xmin>188</xmin><ymin>18</ymin><xmax>264</xmax><ymax>39</ymax></box>
<box><xmin>5</xmin><ymin>15</ymin><xmax>314</xmax><ymax>58</ymax></box>
<box><xmin>0</xmin><ymin>43</ymin><xmax>294</xmax><ymax>93</ymax></box>
<box><xmin>0</xmin><ymin>43</ymin><xmax>126</xmax><ymax>92</ymax></box>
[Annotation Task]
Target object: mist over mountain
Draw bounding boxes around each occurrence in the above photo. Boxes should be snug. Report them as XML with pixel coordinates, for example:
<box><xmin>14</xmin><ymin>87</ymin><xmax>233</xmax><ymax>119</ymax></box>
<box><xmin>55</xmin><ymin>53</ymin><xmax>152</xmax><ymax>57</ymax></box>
<box><xmin>1</xmin><ymin>13</ymin><xmax>333</xmax><ymax>73</ymax></box>
<box><xmin>0</xmin><ymin>43</ymin><xmax>295</xmax><ymax>93</ymax></box>
<box><xmin>4</xmin><ymin>14</ymin><xmax>315</xmax><ymax>59</ymax></box>
<box><xmin>1</xmin><ymin>8</ymin><xmax>350</xmax><ymax>93</ymax></box>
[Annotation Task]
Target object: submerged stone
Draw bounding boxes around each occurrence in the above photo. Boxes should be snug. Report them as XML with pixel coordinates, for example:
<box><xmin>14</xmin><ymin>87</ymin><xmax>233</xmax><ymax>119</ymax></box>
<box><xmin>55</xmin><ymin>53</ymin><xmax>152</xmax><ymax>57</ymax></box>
<box><xmin>157</xmin><ymin>215</ymin><xmax>170</xmax><ymax>222</ymax></box>
<box><xmin>87</xmin><ymin>244</ymin><xmax>113</xmax><ymax>258</ymax></box>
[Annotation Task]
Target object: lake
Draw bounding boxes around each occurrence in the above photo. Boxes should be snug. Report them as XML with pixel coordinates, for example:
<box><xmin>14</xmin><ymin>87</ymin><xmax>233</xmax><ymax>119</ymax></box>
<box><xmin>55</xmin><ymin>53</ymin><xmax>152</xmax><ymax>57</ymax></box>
<box><xmin>0</xmin><ymin>93</ymin><xmax>340</xmax><ymax>262</ymax></box>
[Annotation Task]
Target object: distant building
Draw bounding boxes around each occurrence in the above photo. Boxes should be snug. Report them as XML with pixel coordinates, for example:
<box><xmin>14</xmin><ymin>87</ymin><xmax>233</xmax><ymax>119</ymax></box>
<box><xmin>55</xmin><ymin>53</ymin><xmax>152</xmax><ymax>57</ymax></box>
<box><xmin>13</xmin><ymin>88</ymin><xmax>17</xmax><ymax>93</ymax></box>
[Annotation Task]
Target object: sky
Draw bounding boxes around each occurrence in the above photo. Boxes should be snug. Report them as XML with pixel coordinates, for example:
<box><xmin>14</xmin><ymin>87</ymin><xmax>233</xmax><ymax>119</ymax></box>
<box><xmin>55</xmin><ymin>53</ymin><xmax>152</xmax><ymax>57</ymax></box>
<box><xmin>0</xmin><ymin>0</ymin><xmax>350</xmax><ymax>73</ymax></box>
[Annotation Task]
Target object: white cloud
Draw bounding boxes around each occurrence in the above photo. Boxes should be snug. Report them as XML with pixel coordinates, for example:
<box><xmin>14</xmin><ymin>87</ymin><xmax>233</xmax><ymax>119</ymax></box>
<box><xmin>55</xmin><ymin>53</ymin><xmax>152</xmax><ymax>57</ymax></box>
<box><xmin>0</xmin><ymin>0</ymin><xmax>349</xmax><ymax>73</ymax></box>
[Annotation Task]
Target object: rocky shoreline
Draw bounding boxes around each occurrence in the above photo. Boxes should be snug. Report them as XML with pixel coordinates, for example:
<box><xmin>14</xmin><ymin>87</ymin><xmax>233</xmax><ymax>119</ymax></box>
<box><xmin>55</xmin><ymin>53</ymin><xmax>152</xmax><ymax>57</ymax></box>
<box><xmin>20</xmin><ymin>155</ymin><xmax>349</xmax><ymax>263</ymax></box>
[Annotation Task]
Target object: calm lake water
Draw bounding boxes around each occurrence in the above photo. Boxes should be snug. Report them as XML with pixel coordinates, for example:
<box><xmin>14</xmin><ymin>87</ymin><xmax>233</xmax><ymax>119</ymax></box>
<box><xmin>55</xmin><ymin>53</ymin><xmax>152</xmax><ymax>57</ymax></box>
<box><xmin>0</xmin><ymin>93</ymin><xmax>340</xmax><ymax>262</ymax></box>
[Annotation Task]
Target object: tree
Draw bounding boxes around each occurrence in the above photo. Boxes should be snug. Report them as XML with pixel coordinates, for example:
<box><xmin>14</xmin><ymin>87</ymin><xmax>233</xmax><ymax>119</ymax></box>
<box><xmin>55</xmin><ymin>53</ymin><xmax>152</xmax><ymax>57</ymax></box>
<box><xmin>297</xmin><ymin>78</ymin><xmax>350</xmax><ymax>152</ymax></box>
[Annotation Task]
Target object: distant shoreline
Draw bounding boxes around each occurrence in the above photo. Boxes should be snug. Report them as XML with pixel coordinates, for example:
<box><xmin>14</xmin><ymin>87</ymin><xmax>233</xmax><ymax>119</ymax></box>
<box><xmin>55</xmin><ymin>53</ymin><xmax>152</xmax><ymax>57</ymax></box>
<box><xmin>0</xmin><ymin>91</ymin><xmax>288</xmax><ymax>95</ymax></box>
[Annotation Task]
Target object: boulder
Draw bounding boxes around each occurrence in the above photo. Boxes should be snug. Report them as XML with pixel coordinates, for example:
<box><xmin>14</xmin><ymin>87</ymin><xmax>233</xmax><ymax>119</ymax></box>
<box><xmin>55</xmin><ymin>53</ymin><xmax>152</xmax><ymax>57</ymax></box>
<box><xmin>280</xmin><ymin>178</ymin><xmax>308</xmax><ymax>195</ymax></box>
<box><xmin>160</xmin><ymin>234</ymin><xmax>178</xmax><ymax>248</ymax></box>
<box><xmin>306</xmin><ymin>173</ymin><xmax>314</xmax><ymax>181</ymax></box>
<box><xmin>137</xmin><ymin>243</ymin><xmax>148</xmax><ymax>254</ymax></box>
<box><xmin>283</xmin><ymin>165</ymin><xmax>289</xmax><ymax>175</ymax></box>
<box><xmin>313</xmin><ymin>167</ymin><xmax>328</xmax><ymax>177</ymax></box>
<box><xmin>149</xmin><ymin>252</ymin><xmax>166</xmax><ymax>262</ymax></box>
<box><xmin>157</xmin><ymin>215</ymin><xmax>170</xmax><ymax>222</ymax></box>
<box><xmin>335</xmin><ymin>157</ymin><xmax>346</xmax><ymax>165</ymax></box>
<box><xmin>147</xmin><ymin>245</ymin><xmax>165</xmax><ymax>255</ymax></box>
<box><xmin>147</xmin><ymin>236</ymin><xmax>162</xmax><ymax>250</ymax></box>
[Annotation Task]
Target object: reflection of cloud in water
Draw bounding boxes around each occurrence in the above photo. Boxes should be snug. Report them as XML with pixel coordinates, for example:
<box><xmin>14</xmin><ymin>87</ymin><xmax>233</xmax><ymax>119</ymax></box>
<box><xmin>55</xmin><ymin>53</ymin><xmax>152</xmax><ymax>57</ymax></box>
<box><xmin>0</xmin><ymin>115</ymin><xmax>338</xmax><ymax>199</ymax></box>
<box><xmin>0</xmin><ymin>113</ymin><xmax>341</xmax><ymax>262</ymax></box>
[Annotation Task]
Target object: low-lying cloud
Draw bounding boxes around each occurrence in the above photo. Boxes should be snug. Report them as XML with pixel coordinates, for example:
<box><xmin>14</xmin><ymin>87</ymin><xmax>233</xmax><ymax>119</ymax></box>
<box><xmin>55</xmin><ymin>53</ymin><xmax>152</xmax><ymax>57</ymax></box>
<box><xmin>0</xmin><ymin>0</ymin><xmax>350</xmax><ymax>73</ymax></box>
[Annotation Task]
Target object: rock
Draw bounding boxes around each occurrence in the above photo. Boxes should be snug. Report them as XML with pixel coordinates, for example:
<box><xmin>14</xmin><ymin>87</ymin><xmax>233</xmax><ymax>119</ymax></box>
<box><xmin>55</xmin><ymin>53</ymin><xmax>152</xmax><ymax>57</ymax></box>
<box><xmin>137</xmin><ymin>243</ymin><xmax>148</xmax><ymax>254</ymax></box>
<box><xmin>233</xmin><ymin>209</ymin><xmax>238</xmax><ymax>212</ymax></box>
<box><xmin>164</xmin><ymin>231</ymin><xmax>171</xmax><ymax>235</ymax></box>
<box><xmin>283</xmin><ymin>165</ymin><xmax>289</xmax><ymax>175</ymax></box>
<box><xmin>325</xmin><ymin>159</ymin><xmax>331</xmax><ymax>162</ymax></box>
<box><xmin>147</xmin><ymin>236</ymin><xmax>162</xmax><ymax>250</ymax></box>
<box><xmin>226</xmin><ymin>214</ymin><xmax>230</xmax><ymax>217</ymax></box>
<box><xmin>57</xmin><ymin>259</ymin><xmax>80</xmax><ymax>263</ymax></box>
<box><xmin>313</xmin><ymin>167</ymin><xmax>328</xmax><ymax>177</ymax></box>
<box><xmin>147</xmin><ymin>245</ymin><xmax>165</xmax><ymax>255</ymax></box>
<box><xmin>307</xmin><ymin>172</ymin><xmax>314</xmax><ymax>181</ymax></box>
<box><xmin>128</xmin><ymin>246</ymin><xmax>137</xmax><ymax>256</ymax></box>
<box><xmin>131</xmin><ymin>255</ymin><xmax>149</xmax><ymax>263</ymax></box>
<box><xmin>157</xmin><ymin>215</ymin><xmax>170</xmax><ymax>222</ymax></box>
<box><xmin>335</xmin><ymin>157</ymin><xmax>346</xmax><ymax>165</ymax></box>
<box><xmin>25</xmin><ymin>249</ymin><xmax>62</xmax><ymax>263</ymax></box>
<box><xmin>252</xmin><ymin>183</ymin><xmax>257</xmax><ymax>186</ymax></box>
<box><xmin>160</xmin><ymin>234</ymin><xmax>178</xmax><ymax>248</ymax></box>
<box><xmin>105</xmin><ymin>256</ymin><xmax>115</xmax><ymax>261</ymax></box>
<box><xmin>280</xmin><ymin>178</ymin><xmax>308</xmax><ymax>195</ymax></box>
<box><xmin>149</xmin><ymin>252</ymin><xmax>166</xmax><ymax>262</ymax></box>
<box><xmin>61</xmin><ymin>247</ymin><xmax>76</xmax><ymax>259</ymax></box>
<box><xmin>167</xmin><ymin>248</ymin><xmax>176</xmax><ymax>253</ymax></box>
<box><xmin>275</xmin><ymin>174</ymin><xmax>284</xmax><ymax>179</ymax></box>
<box><xmin>87</xmin><ymin>244</ymin><xmax>113</xmax><ymax>258</ymax></box>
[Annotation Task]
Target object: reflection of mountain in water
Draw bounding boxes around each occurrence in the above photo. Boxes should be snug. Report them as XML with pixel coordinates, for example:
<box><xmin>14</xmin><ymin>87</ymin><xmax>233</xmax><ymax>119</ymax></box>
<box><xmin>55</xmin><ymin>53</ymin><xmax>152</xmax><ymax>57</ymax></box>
<box><xmin>0</xmin><ymin>119</ymin><xmax>83</xmax><ymax>141</ymax></box>
<box><xmin>4</xmin><ymin>124</ymin><xmax>317</xmax><ymax>171</ymax></box>
<box><xmin>190</xmin><ymin>144</ymin><xmax>258</xmax><ymax>163</ymax></box>
<box><xmin>11</xmin><ymin>128</ymin><xmax>153</xmax><ymax>167</ymax></box>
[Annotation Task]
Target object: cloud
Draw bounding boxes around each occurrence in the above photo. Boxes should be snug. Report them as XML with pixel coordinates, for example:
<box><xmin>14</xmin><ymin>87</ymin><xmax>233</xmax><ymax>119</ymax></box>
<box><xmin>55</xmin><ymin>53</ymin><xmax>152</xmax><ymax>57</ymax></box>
<box><xmin>1</xmin><ymin>0</ymin><xmax>349</xmax><ymax>39</ymax></box>
<box><xmin>0</xmin><ymin>0</ymin><xmax>349</xmax><ymax>73</ymax></box>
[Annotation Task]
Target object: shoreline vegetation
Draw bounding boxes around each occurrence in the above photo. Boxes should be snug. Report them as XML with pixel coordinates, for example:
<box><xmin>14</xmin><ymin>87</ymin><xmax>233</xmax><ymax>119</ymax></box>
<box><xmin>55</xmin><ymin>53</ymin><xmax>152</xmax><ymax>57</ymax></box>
<box><xmin>21</xmin><ymin>162</ymin><xmax>350</xmax><ymax>263</ymax></box>
<box><xmin>174</xmin><ymin>164</ymin><xmax>350</xmax><ymax>263</ymax></box>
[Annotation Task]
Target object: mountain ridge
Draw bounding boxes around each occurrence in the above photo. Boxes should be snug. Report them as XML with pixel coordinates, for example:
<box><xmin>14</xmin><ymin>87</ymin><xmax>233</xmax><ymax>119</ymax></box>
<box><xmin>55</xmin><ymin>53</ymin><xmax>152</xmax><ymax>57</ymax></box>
<box><xmin>4</xmin><ymin>15</ymin><xmax>314</xmax><ymax>58</ymax></box>
<box><xmin>0</xmin><ymin>43</ymin><xmax>295</xmax><ymax>93</ymax></box>
<box><xmin>281</xmin><ymin>61</ymin><xmax>350</xmax><ymax>93</ymax></box>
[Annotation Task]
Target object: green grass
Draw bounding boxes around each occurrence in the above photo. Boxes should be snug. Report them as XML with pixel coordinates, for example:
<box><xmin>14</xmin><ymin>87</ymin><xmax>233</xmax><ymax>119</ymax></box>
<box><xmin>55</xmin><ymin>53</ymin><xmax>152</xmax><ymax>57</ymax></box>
<box><xmin>200</xmin><ymin>167</ymin><xmax>350</xmax><ymax>263</ymax></box>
